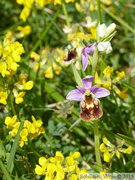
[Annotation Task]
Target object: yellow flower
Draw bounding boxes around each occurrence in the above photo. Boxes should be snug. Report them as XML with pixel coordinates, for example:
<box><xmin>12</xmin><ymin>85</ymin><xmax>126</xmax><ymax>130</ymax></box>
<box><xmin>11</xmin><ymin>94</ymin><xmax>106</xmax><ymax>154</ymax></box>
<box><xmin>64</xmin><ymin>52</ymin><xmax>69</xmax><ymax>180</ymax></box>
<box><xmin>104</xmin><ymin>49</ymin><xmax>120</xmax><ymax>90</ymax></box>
<box><xmin>14</xmin><ymin>91</ymin><xmax>26</xmax><ymax>104</ymax></box>
<box><xmin>22</xmin><ymin>81</ymin><xmax>34</xmax><ymax>90</ymax></box>
<box><xmin>100</xmin><ymin>143</ymin><xmax>107</xmax><ymax>152</ymax></box>
<box><xmin>116</xmin><ymin>150</ymin><xmax>120</xmax><ymax>159</ymax></box>
<box><xmin>54</xmin><ymin>0</ymin><xmax>61</xmax><ymax>5</ymax></box>
<box><xmin>119</xmin><ymin>146</ymin><xmax>132</xmax><ymax>154</ymax></box>
<box><xmin>69</xmin><ymin>152</ymin><xmax>80</xmax><ymax>159</ymax></box>
<box><xmin>101</xmin><ymin>0</ymin><xmax>112</xmax><ymax>5</ymax></box>
<box><xmin>0</xmin><ymin>91</ymin><xmax>8</xmax><ymax>105</ymax></box>
<box><xmin>55</xmin><ymin>151</ymin><xmax>64</xmax><ymax>163</ymax></box>
<box><xmin>3</xmin><ymin>31</ymin><xmax>14</xmax><ymax>46</ymax></box>
<box><xmin>15</xmin><ymin>74</ymin><xmax>34</xmax><ymax>90</ymax></box>
<box><xmin>103</xmin><ymin>66</ymin><xmax>114</xmax><ymax>78</ymax></box>
<box><xmin>30</xmin><ymin>51</ymin><xmax>40</xmax><ymax>60</ymax></box>
<box><xmin>20</xmin><ymin>7</ymin><xmax>31</xmax><ymax>21</ymax></box>
<box><xmin>35</xmin><ymin>0</ymin><xmax>45</xmax><ymax>7</ymax></box>
<box><xmin>100</xmin><ymin>136</ymin><xmax>132</xmax><ymax>162</ymax></box>
<box><xmin>0</xmin><ymin>62</ymin><xmax>10</xmax><ymax>77</ymax></box>
<box><xmin>9</xmin><ymin>122</ymin><xmax>20</xmax><ymax>137</ymax></box>
<box><xmin>66</xmin><ymin>0</ymin><xmax>74</xmax><ymax>3</ymax></box>
<box><xmin>95</xmin><ymin>72</ymin><xmax>102</xmax><ymax>85</ymax></box>
<box><xmin>70</xmin><ymin>174</ymin><xmax>78</xmax><ymax>180</ymax></box>
<box><xmin>5</xmin><ymin>115</ymin><xmax>45</xmax><ymax>147</ymax></box>
<box><xmin>115</xmin><ymin>88</ymin><xmax>128</xmax><ymax>99</ymax></box>
<box><xmin>35</xmin><ymin>151</ymin><xmax>86</xmax><ymax>179</ymax></box>
<box><xmin>116</xmin><ymin>71</ymin><xmax>126</xmax><ymax>80</ymax></box>
<box><xmin>5</xmin><ymin>115</ymin><xmax>17</xmax><ymax>129</ymax></box>
<box><xmin>43</xmin><ymin>64</ymin><xmax>61</xmax><ymax>79</ymax></box>
<box><xmin>90</xmin><ymin>26</ymin><xmax>97</xmax><ymax>40</ymax></box>
<box><xmin>125</xmin><ymin>146</ymin><xmax>132</xmax><ymax>154</ymax></box>
<box><xmin>95</xmin><ymin>67</ymin><xmax>128</xmax><ymax>96</ymax></box>
<box><xmin>17</xmin><ymin>25</ymin><xmax>32</xmax><ymax>37</ymax></box>
<box><xmin>104</xmin><ymin>151</ymin><xmax>113</xmax><ymax>163</ymax></box>
<box><xmin>26</xmin><ymin>116</ymin><xmax>45</xmax><ymax>138</ymax></box>
<box><xmin>95</xmin><ymin>72</ymin><xmax>112</xmax><ymax>90</ymax></box>
<box><xmin>20</xmin><ymin>128</ymin><xmax>28</xmax><ymax>141</ymax></box>
<box><xmin>75</xmin><ymin>3</ymin><xmax>83</xmax><ymax>12</ymax></box>
<box><xmin>0</xmin><ymin>38</ymin><xmax>24</xmax><ymax>76</ymax></box>
<box><xmin>35</xmin><ymin>157</ymin><xmax>47</xmax><ymax>175</ymax></box>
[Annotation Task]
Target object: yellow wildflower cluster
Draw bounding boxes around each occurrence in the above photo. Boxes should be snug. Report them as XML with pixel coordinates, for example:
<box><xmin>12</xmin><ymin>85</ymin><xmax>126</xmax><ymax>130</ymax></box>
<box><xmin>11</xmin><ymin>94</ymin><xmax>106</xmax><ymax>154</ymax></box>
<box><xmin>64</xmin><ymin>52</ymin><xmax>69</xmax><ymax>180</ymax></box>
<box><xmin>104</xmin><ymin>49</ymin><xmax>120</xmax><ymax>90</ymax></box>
<box><xmin>5</xmin><ymin>115</ymin><xmax>45</xmax><ymax>147</ymax></box>
<box><xmin>95</xmin><ymin>66</ymin><xmax>128</xmax><ymax>99</ymax></box>
<box><xmin>30</xmin><ymin>47</ymin><xmax>66</xmax><ymax>78</ymax></box>
<box><xmin>35</xmin><ymin>151</ymin><xmax>87</xmax><ymax>180</ymax></box>
<box><xmin>75</xmin><ymin>0</ymin><xmax>112</xmax><ymax>13</ymax></box>
<box><xmin>0</xmin><ymin>35</ymin><xmax>25</xmax><ymax>77</ymax></box>
<box><xmin>13</xmin><ymin>73</ymin><xmax>34</xmax><ymax>104</ymax></box>
<box><xmin>100</xmin><ymin>136</ymin><xmax>132</xmax><ymax>162</ymax></box>
<box><xmin>16</xmin><ymin>0</ymin><xmax>75</xmax><ymax>21</ymax></box>
<box><xmin>63</xmin><ymin>17</ymin><xmax>97</xmax><ymax>43</ymax></box>
<box><xmin>4</xmin><ymin>26</ymin><xmax>31</xmax><ymax>42</ymax></box>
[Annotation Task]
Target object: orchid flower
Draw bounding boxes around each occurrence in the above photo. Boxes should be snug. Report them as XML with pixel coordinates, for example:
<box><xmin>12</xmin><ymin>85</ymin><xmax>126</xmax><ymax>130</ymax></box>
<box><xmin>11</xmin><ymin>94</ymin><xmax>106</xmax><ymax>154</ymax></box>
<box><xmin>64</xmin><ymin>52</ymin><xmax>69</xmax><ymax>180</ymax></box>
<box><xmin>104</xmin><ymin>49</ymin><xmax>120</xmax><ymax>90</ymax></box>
<box><xmin>82</xmin><ymin>43</ymin><xmax>96</xmax><ymax>70</ymax></box>
<box><xmin>82</xmin><ymin>42</ymin><xmax>112</xmax><ymax>71</ymax></box>
<box><xmin>66</xmin><ymin>76</ymin><xmax>110</xmax><ymax>121</ymax></box>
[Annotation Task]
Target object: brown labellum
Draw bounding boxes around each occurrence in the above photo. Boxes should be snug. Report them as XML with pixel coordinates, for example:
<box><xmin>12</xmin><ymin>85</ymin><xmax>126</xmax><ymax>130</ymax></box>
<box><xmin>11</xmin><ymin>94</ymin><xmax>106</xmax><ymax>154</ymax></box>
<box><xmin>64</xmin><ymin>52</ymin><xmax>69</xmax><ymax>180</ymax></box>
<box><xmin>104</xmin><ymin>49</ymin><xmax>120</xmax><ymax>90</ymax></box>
<box><xmin>64</xmin><ymin>49</ymin><xmax>77</xmax><ymax>61</ymax></box>
<box><xmin>80</xmin><ymin>95</ymin><xmax>103</xmax><ymax>121</ymax></box>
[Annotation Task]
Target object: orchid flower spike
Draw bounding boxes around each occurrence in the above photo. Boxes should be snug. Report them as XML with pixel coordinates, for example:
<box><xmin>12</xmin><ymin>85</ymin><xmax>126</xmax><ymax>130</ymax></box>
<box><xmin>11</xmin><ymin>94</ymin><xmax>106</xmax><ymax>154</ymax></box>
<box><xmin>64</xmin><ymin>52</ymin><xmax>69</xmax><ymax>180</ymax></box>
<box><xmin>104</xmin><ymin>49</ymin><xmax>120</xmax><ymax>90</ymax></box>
<box><xmin>66</xmin><ymin>76</ymin><xmax>110</xmax><ymax>121</ymax></box>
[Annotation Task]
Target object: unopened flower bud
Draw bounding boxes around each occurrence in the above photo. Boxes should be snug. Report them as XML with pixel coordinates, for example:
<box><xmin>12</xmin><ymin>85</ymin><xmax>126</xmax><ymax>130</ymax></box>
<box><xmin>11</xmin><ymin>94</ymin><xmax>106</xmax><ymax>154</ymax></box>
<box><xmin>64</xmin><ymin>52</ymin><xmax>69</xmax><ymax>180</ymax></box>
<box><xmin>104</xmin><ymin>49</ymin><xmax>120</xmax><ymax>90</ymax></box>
<box><xmin>99</xmin><ymin>24</ymin><xmax>106</xmax><ymax>38</ymax></box>
<box><xmin>105</xmin><ymin>23</ymin><xmax>116</xmax><ymax>38</ymax></box>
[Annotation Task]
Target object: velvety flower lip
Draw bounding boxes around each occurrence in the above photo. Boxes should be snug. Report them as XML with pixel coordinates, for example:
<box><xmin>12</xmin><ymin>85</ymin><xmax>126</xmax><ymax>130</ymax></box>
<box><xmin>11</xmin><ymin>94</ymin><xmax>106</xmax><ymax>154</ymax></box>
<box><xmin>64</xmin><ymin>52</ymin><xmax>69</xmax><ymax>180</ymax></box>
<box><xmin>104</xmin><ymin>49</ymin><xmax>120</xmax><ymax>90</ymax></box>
<box><xmin>66</xmin><ymin>76</ymin><xmax>110</xmax><ymax>101</ymax></box>
<box><xmin>64</xmin><ymin>49</ymin><xmax>77</xmax><ymax>61</ymax></box>
<box><xmin>82</xmin><ymin>43</ymin><xmax>96</xmax><ymax>71</ymax></box>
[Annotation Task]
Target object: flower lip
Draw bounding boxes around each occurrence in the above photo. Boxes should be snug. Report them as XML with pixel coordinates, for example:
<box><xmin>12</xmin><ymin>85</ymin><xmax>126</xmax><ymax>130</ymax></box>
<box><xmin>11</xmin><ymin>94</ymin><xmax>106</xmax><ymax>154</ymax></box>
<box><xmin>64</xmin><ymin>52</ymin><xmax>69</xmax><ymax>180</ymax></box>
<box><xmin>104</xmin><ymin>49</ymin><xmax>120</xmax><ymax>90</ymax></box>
<box><xmin>64</xmin><ymin>49</ymin><xmax>77</xmax><ymax>61</ymax></box>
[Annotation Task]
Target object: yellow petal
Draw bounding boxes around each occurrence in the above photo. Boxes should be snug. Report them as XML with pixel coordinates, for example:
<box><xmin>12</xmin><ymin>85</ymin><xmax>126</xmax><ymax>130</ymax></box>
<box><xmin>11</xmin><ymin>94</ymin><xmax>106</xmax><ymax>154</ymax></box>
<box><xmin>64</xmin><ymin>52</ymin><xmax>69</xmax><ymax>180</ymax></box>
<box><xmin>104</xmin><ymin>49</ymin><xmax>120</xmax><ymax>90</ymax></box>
<box><xmin>116</xmin><ymin>150</ymin><xmax>120</xmax><ymax>159</ymax></box>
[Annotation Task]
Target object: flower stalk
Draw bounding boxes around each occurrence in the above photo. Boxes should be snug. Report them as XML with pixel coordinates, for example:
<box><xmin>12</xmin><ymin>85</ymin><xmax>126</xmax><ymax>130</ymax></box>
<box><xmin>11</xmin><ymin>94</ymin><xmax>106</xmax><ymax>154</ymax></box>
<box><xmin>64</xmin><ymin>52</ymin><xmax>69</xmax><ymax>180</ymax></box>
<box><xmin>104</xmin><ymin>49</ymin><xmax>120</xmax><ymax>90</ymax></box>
<box><xmin>97</xmin><ymin>0</ymin><xmax>101</xmax><ymax>23</ymax></box>
<box><xmin>62</xmin><ymin>2</ymin><xmax>70</xmax><ymax>27</ymax></box>
<box><xmin>94</xmin><ymin>120</ymin><xmax>102</xmax><ymax>172</ymax></box>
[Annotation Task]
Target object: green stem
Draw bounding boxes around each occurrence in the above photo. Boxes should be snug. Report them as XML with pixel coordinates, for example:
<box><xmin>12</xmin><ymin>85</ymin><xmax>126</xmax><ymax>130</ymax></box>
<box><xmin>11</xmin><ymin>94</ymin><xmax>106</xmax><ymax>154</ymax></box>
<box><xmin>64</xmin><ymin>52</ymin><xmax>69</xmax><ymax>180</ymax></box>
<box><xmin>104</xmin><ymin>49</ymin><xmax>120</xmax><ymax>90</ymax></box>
<box><xmin>0</xmin><ymin>159</ymin><xmax>12</xmax><ymax>180</ymax></box>
<box><xmin>97</xmin><ymin>0</ymin><xmax>101</xmax><ymax>23</ymax></box>
<box><xmin>10</xmin><ymin>92</ymin><xmax>16</xmax><ymax>116</ymax></box>
<box><xmin>6</xmin><ymin>120</ymin><xmax>24</xmax><ymax>174</ymax></box>
<box><xmin>93</xmin><ymin>120</ymin><xmax>102</xmax><ymax>172</ymax></box>
<box><xmin>43</xmin><ymin>132</ymin><xmax>55</xmax><ymax>149</ymax></box>
<box><xmin>71</xmin><ymin>64</ymin><xmax>83</xmax><ymax>87</ymax></box>
<box><xmin>92</xmin><ymin>46</ymin><xmax>98</xmax><ymax>76</ymax></box>
<box><xmin>62</xmin><ymin>2</ymin><xmax>70</xmax><ymax>27</ymax></box>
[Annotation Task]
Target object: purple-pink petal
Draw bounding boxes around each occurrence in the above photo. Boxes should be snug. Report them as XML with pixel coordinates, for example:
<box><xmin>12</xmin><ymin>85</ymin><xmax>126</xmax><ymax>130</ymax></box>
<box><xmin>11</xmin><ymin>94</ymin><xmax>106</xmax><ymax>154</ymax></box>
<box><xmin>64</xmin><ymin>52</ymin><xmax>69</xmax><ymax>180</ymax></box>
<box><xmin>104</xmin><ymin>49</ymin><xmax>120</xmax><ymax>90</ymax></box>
<box><xmin>82</xmin><ymin>76</ymin><xmax>94</xmax><ymax>89</ymax></box>
<box><xmin>66</xmin><ymin>89</ymin><xmax>83</xmax><ymax>101</ymax></box>
<box><xmin>84</xmin><ymin>43</ymin><xmax>95</xmax><ymax>54</ymax></box>
<box><xmin>76</xmin><ymin>86</ymin><xmax>86</xmax><ymax>93</ymax></box>
<box><xmin>82</xmin><ymin>53</ymin><xmax>88</xmax><ymax>71</ymax></box>
<box><xmin>90</xmin><ymin>86</ymin><xmax>110</xmax><ymax>98</ymax></box>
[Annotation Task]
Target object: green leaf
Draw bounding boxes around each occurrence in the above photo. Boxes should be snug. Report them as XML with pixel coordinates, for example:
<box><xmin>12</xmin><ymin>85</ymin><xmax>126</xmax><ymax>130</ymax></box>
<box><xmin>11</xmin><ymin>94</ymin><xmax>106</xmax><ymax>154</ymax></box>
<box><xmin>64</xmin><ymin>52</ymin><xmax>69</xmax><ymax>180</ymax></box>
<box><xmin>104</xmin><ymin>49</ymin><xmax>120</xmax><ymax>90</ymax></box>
<box><xmin>6</xmin><ymin>120</ymin><xmax>24</xmax><ymax>174</ymax></box>
<box><xmin>0</xmin><ymin>159</ymin><xmax>12</xmax><ymax>180</ymax></box>
<box><xmin>48</xmin><ymin>120</ymin><xmax>55</xmax><ymax>134</ymax></box>
<box><xmin>117</xmin><ymin>133</ymin><xmax>135</xmax><ymax>149</ymax></box>
<box><xmin>71</xmin><ymin>64</ymin><xmax>83</xmax><ymax>87</ymax></box>
<box><xmin>44</xmin><ymin>81</ymin><xmax>65</xmax><ymax>102</ymax></box>
<box><xmin>69</xmin><ymin>118</ymin><xmax>82</xmax><ymax>130</ymax></box>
